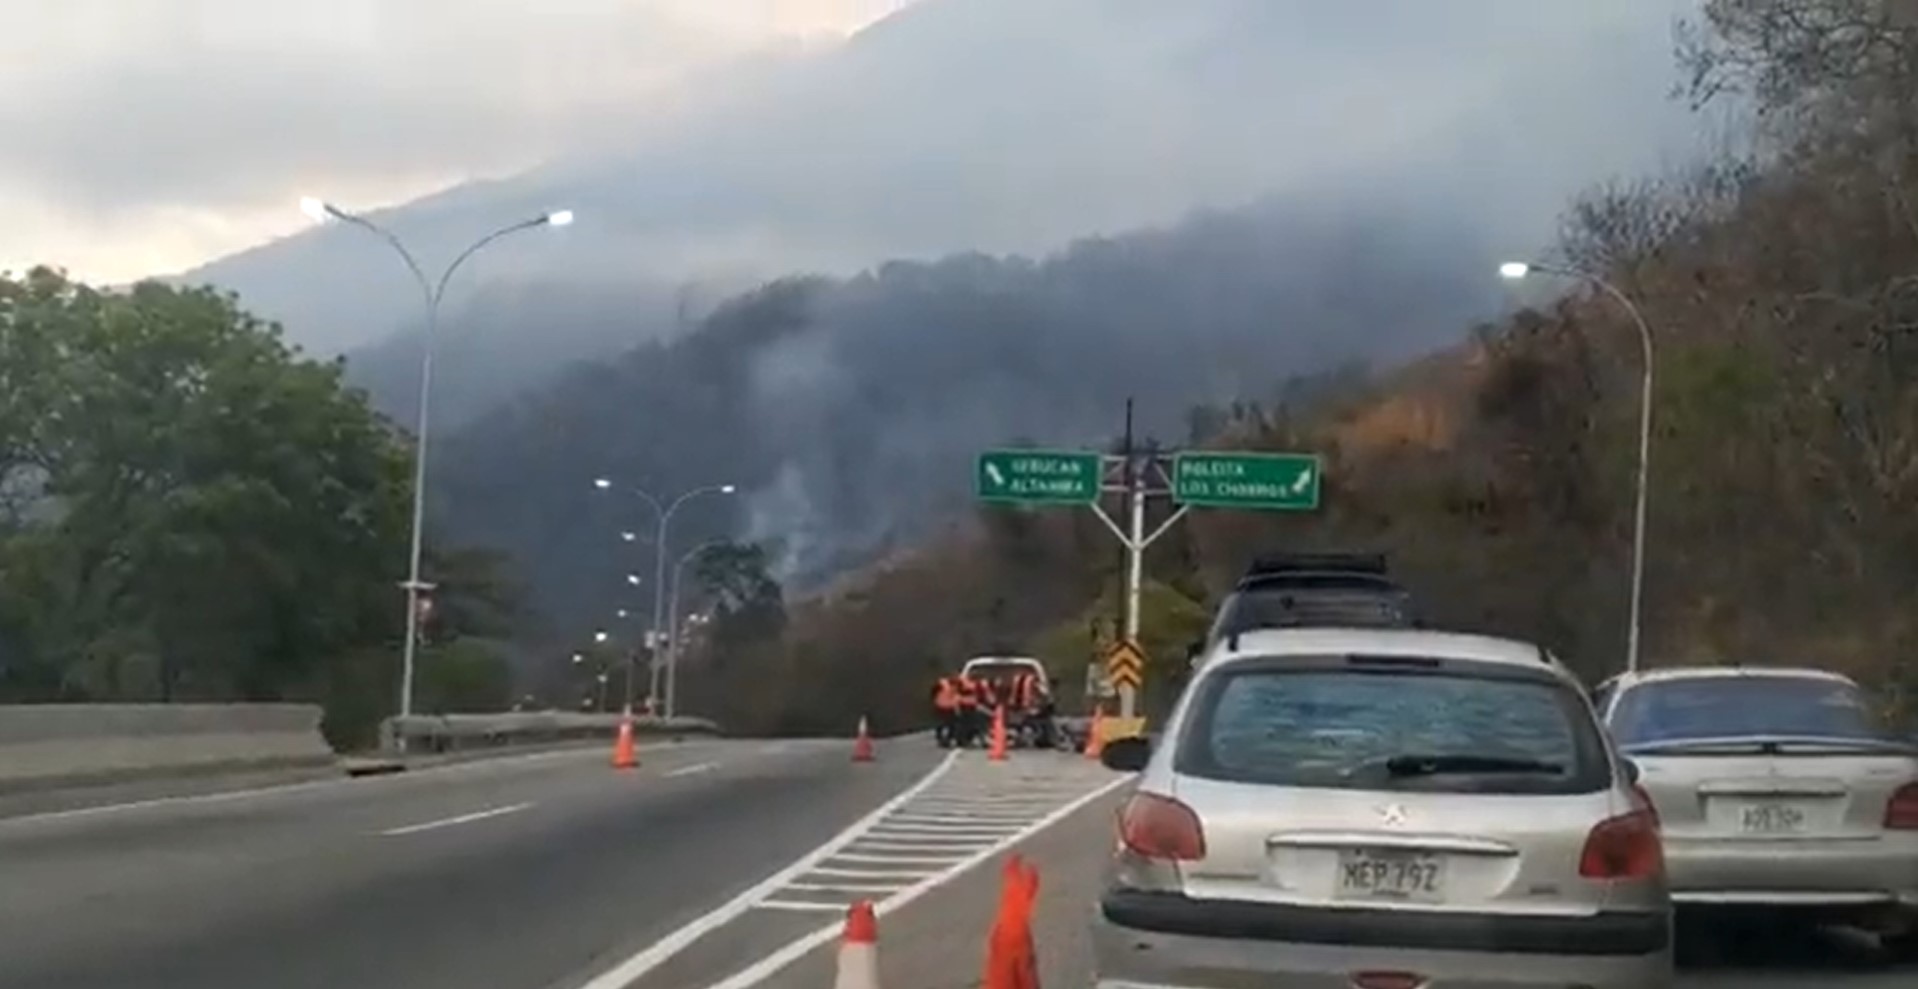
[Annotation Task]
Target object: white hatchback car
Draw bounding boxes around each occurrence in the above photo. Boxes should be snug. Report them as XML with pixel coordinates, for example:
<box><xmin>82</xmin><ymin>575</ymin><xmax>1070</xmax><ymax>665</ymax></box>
<box><xmin>1094</xmin><ymin>628</ymin><xmax>1673</xmax><ymax>989</ymax></box>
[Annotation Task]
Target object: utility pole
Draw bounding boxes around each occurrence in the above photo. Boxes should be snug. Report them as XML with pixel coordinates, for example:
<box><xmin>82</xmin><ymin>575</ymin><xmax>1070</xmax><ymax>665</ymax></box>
<box><xmin>975</xmin><ymin>419</ymin><xmax>1321</xmax><ymax>730</ymax></box>
<box><xmin>1083</xmin><ymin>398</ymin><xmax>1184</xmax><ymax>723</ymax></box>
<box><xmin>1121</xmin><ymin>405</ymin><xmax>1145</xmax><ymax>720</ymax></box>
<box><xmin>1116</xmin><ymin>399</ymin><xmax>1135</xmax><ymax>653</ymax></box>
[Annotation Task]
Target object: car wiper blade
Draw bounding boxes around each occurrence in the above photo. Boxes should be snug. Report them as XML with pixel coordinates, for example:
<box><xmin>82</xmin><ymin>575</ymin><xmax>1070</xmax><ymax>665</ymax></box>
<box><xmin>1383</xmin><ymin>753</ymin><xmax>1564</xmax><ymax>777</ymax></box>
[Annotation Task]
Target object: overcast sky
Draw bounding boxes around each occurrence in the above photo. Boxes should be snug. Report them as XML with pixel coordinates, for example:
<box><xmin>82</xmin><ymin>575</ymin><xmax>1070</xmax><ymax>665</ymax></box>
<box><xmin>0</xmin><ymin>0</ymin><xmax>914</xmax><ymax>283</ymax></box>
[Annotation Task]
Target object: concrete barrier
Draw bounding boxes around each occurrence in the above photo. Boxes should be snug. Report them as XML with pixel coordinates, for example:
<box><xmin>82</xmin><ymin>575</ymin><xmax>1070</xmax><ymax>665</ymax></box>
<box><xmin>380</xmin><ymin>711</ymin><xmax>721</xmax><ymax>754</ymax></box>
<box><xmin>0</xmin><ymin>703</ymin><xmax>335</xmax><ymax>793</ymax></box>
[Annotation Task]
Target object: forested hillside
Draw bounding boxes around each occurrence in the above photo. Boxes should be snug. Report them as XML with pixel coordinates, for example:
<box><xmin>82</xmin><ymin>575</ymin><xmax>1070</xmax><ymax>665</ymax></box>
<box><xmin>666</xmin><ymin>0</ymin><xmax>1918</xmax><ymax>735</ymax></box>
<box><xmin>431</xmin><ymin>192</ymin><xmax>1506</xmax><ymax>645</ymax></box>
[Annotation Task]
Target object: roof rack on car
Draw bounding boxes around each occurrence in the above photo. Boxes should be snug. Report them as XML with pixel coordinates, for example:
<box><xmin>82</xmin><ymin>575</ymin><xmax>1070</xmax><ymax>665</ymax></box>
<box><xmin>1219</xmin><ymin>599</ymin><xmax>1413</xmax><ymax>644</ymax></box>
<box><xmin>1245</xmin><ymin>552</ymin><xmax>1388</xmax><ymax>576</ymax></box>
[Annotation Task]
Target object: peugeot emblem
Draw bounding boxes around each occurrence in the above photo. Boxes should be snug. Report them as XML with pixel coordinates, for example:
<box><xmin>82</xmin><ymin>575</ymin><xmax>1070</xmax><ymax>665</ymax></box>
<box><xmin>1377</xmin><ymin>803</ymin><xmax>1409</xmax><ymax>827</ymax></box>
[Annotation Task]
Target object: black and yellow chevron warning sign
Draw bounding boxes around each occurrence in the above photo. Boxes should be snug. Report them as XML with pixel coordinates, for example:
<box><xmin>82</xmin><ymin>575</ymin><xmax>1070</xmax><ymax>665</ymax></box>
<box><xmin>1105</xmin><ymin>639</ymin><xmax>1146</xmax><ymax>691</ymax></box>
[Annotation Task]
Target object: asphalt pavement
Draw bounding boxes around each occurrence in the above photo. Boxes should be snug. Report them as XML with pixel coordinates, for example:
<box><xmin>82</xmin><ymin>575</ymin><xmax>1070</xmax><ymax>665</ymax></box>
<box><xmin>0</xmin><ymin>736</ymin><xmax>944</xmax><ymax>989</ymax></box>
<box><xmin>5</xmin><ymin>736</ymin><xmax>1908</xmax><ymax>989</ymax></box>
<box><xmin>750</xmin><ymin>781</ymin><xmax>1918</xmax><ymax>989</ymax></box>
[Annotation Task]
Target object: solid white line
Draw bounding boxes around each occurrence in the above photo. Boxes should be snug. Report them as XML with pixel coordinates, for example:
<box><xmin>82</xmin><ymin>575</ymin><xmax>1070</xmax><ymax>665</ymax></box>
<box><xmin>667</xmin><ymin>762</ymin><xmax>718</xmax><ymax>778</ymax></box>
<box><xmin>872</xmin><ymin>818</ymin><xmax>1025</xmax><ymax>829</ymax></box>
<box><xmin>901</xmin><ymin>806</ymin><xmax>1055</xmax><ymax>817</ymax></box>
<box><xmin>831</xmin><ymin>852</ymin><xmax>964</xmax><ymax>864</ymax></box>
<box><xmin>572</xmin><ymin>750</ymin><xmax>959</xmax><ymax>989</ymax></box>
<box><xmin>866</xmin><ymin>820</ymin><xmax>1020</xmax><ymax>835</ymax></box>
<box><xmin>756</xmin><ymin>899</ymin><xmax>847</xmax><ymax>912</ymax></box>
<box><xmin>786</xmin><ymin>882</ymin><xmax>908</xmax><ymax>893</ymax></box>
<box><xmin>698</xmin><ymin>771</ymin><xmax>1135</xmax><ymax>989</ymax></box>
<box><xmin>885</xmin><ymin>813</ymin><xmax>1035</xmax><ymax>824</ymax></box>
<box><xmin>807</xmin><ymin>866</ymin><xmax>936</xmax><ymax>879</ymax></box>
<box><xmin>0</xmin><ymin>740</ymin><xmax>719</xmax><ymax>830</ymax></box>
<box><xmin>851</xmin><ymin>840</ymin><xmax>995</xmax><ymax>852</ymax></box>
<box><xmin>379</xmin><ymin>801</ymin><xmax>533</xmax><ymax>836</ymax></box>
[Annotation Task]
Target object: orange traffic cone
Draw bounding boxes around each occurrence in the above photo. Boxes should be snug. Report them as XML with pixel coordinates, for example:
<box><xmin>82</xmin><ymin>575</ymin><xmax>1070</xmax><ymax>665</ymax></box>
<box><xmin>981</xmin><ymin>855</ymin><xmax>1041</xmax><ymax>989</ymax></box>
<box><xmin>611</xmin><ymin>715</ymin><xmax>638</xmax><ymax>770</ymax></box>
<box><xmin>834</xmin><ymin>900</ymin><xmax>880</xmax><ymax>989</ymax></box>
<box><xmin>852</xmin><ymin>716</ymin><xmax>876</xmax><ymax>762</ymax></box>
<box><xmin>1083</xmin><ymin>705</ymin><xmax>1105</xmax><ymax>760</ymax></box>
<box><xmin>988</xmin><ymin>705</ymin><xmax>1008</xmax><ymax>762</ymax></box>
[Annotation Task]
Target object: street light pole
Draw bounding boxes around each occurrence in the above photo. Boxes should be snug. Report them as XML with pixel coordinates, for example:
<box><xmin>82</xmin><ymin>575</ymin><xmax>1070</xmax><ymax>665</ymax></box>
<box><xmin>595</xmin><ymin>479</ymin><xmax>736</xmax><ymax>713</ymax></box>
<box><xmin>1499</xmin><ymin>261</ymin><xmax>1656</xmax><ymax>673</ymax></box>
<box><xmin>302</xmin><ymin>198</ymin><xmax>573</xmax><ymax>731</ymax></box>
<box><xmin>664</xmin><ymin>540</ymin><xmax>726</xmax><ymax>720</ymax></box>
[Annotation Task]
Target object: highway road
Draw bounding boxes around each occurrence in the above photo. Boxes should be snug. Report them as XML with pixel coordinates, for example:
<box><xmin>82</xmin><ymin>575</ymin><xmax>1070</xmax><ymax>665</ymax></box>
<box><xmin>3</xmin><ymin>741</ymin><xmax>1910</xmax><ymax>989</ymax></box>
<box><xmin>0</xmin><ymin>738</ymin><xmax>949</xmax><ymax>989</ymax></box>
<box><xmin>753</xmin><ymin>785</ymin><xmax>1918</xmax><ymax>989</ymax></box>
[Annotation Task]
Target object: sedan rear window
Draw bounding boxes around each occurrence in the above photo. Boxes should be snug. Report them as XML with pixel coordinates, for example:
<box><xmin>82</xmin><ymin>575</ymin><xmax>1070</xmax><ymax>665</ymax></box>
<box><xmin>1177</xmin><ymin>662</ymin><xmax>1610</xmax><ymax>794</ymax></box>
<box><xmin>1609</xmin><ymin>676</ymin><xmax>1882</xmax><ymax>747</ymax></box>
<box><xmin>1210</xmin><ymin>588</ymin><xmax>1413</xmax><ymax>639</ymax></box>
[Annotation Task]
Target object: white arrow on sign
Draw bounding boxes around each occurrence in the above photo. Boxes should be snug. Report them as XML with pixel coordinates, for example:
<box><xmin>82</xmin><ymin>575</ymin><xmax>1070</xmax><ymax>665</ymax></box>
<box><xmin>985</xmin><ymin>462</ymin><xmax>1006</xmax><ymax>487</ymax></box>
<box><xmin>1290</xmin><ymin>466</ymin><xmax>1314</xmax><ymax>495</ymax></box>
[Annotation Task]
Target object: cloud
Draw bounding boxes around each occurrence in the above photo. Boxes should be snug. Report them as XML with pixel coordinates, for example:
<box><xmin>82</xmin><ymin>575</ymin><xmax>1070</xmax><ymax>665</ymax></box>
<box><xmin>0</xmin><ymin>0</ymin><xmax>910</xmax><ymax>281</ymax></box>
<box><xmin>513</xmin><ymin>0</ymin><xmax>1705</xmax><ymax>277</ymax></box>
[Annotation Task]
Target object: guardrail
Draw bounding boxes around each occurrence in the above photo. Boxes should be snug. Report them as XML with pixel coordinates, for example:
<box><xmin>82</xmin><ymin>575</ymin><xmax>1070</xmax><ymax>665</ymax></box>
<box><xmin>380</xmin><ymin>712</ymin><xmax>721</xmax><ymax>754</ymax></box>
<box><xmin>0</xmin><ymin>705</ymin><xmax>725</xmax><ymax>795</ymax></box>
<box><xmin>0</xmin><ymin>703</ymin><xmax>334</xmax><ymax>793</ymax></box>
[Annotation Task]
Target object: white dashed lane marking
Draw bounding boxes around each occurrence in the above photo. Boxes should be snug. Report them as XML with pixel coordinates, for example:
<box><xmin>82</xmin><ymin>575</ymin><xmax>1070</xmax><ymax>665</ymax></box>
<box><xmin>575</xmin><ymin>747</ymin><xmax>1132</xmax><ymax>989</ymax></box>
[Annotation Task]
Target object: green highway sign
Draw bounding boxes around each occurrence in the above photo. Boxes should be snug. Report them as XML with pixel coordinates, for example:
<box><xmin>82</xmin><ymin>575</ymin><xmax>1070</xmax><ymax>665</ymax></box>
<box><xmin>1172</xmin><ymin>451</ymin><xmax>1321</xmax><ymax>510</ymax></box>
<box><xmin>975</xmin><ymin>449</ymin><xmax>1102</xmax><ymax>505</ymax></box>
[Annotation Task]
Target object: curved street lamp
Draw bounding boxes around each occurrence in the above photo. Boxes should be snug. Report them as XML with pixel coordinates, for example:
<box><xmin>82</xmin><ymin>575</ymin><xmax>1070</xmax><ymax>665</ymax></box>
<box><xmin>592</xmin><ymin>479</ymin><xmax>737</xmax><ymax>711</ymax></box>
<box><xmin>1500</xmin><ymin>261</ymin><xmax>1655</xmax><ymax>674</ymax></box>
<box><xmin>300</xmin><ymin>197</ymin><xmax>572</xmax><ymax>730</ymax></box>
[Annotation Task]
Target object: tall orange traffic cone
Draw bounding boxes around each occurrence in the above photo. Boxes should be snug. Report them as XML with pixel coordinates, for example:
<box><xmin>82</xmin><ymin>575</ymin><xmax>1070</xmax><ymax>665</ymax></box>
<box><xmin>852</xmin><ymin>716</ymin><xmax>876</xmax><ymax>762</ymax></box>
<box><xmin>988</xmin><ymin>705</ymin><xmax>1008</xmax><ymax>762</ymax></box>
<box><xmin>1083</xmin><ymin>705</ymin><xmax>1106</xmax><ymax>760</ymax></box>
<box><xmin>981</xmin><ymin>855</ymin><xmax>1041</xmax><ymax>989</ymax></box>
<box><xmin>611</xmin><ymin>715</ymin><xmax>638</xmax><ymax>770</ymax></box>
<box><xmin>834</xmin><ymin>900</ymin><xmax>880</xmax><ymax>989</ymax></box>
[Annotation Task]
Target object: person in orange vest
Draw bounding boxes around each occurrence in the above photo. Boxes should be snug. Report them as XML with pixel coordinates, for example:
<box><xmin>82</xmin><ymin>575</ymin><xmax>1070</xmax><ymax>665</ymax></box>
<box><xmin>931</xmin><ymin>675</ymin><xmax>962</xmax><ymax>748</ymax></box>
<box><xmin>1008</xmin><ymin>670</ymin><xmax>1050</xmax><ymax>748</ymax></box>
<box><xmin>955</xmin><ymin>674</ymin><xmax>983</xmax><ymax>748</ymax></box>
<box><xmin>1012</xmin><ymin>670</ymin><xmax>1036</xmax><ymax>711</ymax></box>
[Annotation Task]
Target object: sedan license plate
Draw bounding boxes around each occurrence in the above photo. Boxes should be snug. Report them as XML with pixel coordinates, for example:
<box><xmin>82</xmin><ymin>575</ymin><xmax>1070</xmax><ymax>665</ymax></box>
<box><xmin>1336</xmin><ymin>849</ymin><xmax>1445</xmax><ymax>902</ymax></box>
<box><xmin>1739</xmin><ymin>802</ymin><xmax>1808</xmax><ymax>834</ymax></box>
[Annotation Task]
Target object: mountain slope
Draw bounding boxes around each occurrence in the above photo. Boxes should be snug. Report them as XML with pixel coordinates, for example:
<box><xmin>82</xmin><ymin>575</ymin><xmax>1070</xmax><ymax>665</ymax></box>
<box><xmin>430</xmin><ymin>188</ymin><xmax>1507</xmax><ymax>639</ymax></box>
<box><xmin>180</xmin><ymin>0</ymin><xmax>1698</xmax><ymax>359</ymax></box>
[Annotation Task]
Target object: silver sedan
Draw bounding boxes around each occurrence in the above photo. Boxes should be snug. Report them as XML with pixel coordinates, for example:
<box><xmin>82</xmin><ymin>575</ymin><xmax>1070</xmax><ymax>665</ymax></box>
<box><xmin>1593</xmin><ymin>666</ymin><xmax>1918</xmax><ymax>959</ymax></box>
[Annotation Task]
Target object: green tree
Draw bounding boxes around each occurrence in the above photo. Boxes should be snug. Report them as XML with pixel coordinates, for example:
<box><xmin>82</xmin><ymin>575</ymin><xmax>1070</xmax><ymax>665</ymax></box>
<box><xmin>693</xmin><ymin>541</ymin><xmax>786</xmax><ymax>646</ymax></box>
<box><xmin>1026</xmin><ymin>579</ymin><xmax>1209</xmax><ymax>716</ymax></box>
<box><xmin>414</xmin><ymin>639</ymin><xmax>515</xmax><ymax>714</ymax></box>
<box><xmin>0</xmin><ymin>269</ymin><xmax>412</xmax><ymax>716</ymax></box>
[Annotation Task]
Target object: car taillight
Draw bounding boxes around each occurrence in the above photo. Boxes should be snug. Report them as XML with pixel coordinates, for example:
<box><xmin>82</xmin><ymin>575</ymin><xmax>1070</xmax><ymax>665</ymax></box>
<box><xmin>1886</xmin><ymin>783</ymin><xmax>1918</xmax><ymax>830</ymax></box>
<box><xmin>1117</xmin><ymin>792</ymin><xmax>1205</xmax><ymax>861</ymax></box>
<box><xmin>1579</xmin><ymin>808</ymin><xmax>1663</xmax><ymax>880</ymax></box>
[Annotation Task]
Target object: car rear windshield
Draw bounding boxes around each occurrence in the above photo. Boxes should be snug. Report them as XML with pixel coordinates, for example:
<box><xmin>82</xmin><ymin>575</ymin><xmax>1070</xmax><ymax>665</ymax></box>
<box><xmin>1213</xmin><ymin>589</ymin><xmax>1411</xmax><ymax>634</ymax></box>
<box><xmin>966</xmin><ymin>662</ymin><xmax>1040</xmax><ymax>680</ymax></box>
<box><xmin>1176</xmin><ymin>661</ymin><xmax>1610</xmax><ymax>794</ymax></box>
<box><xmin>1609</xmin><ymin>676</ymin><xmax>1883</xmax><ymax>746</ymax></box>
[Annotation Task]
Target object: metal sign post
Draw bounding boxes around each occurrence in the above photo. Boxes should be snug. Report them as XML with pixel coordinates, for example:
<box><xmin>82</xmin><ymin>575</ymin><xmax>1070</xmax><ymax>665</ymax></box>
<box><xmin>1085</xmin><ymin>453</ymin><xmax>1185</xmax><ymax>721</ymax></box>
<box><xmin>972</xmin><ymin>442</ymin><xmax>1321</xmax><ymax>723</ymax></box>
